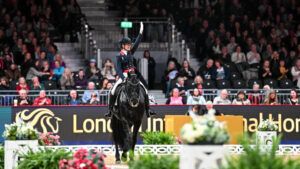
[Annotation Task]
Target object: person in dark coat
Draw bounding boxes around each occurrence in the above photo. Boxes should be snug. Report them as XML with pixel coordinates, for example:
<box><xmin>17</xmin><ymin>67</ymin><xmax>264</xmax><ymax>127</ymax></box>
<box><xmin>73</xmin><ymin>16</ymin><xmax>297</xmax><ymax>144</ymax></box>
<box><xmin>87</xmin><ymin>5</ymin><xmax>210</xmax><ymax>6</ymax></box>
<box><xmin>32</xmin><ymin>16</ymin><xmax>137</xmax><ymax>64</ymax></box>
<box><xmin>143</xmin><ymin>50</ymin><xmax>156</xmax><ymax>89</ymax></box>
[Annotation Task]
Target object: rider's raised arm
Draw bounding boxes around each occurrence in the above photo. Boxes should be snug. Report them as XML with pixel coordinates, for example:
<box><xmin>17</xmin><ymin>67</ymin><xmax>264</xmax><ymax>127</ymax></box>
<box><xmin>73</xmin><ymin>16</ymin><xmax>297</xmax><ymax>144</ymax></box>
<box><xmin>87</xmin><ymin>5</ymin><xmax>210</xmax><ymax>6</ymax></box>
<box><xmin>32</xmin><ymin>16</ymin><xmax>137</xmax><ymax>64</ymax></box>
<box><xmin>131</xmin><ymin>22</ymin><xmax>143</xmax><ymax>54</ymax></box>
<box><xmin>116</xmin><ymin>55</ymin><xmax>125</xmax><ymax>80</ymax></box>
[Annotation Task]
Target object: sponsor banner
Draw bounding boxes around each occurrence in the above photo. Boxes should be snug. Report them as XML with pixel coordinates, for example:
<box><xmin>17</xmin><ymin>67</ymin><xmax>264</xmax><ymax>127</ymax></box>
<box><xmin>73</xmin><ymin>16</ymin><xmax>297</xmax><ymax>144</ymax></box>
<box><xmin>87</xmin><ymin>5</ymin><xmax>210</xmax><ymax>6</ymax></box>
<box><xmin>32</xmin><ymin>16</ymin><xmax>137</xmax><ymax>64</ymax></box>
<box><xmin>11</xmin><ymin>105</ymin><xmax>300</xmax><ymax>144</ymax></box>
<box><xmin>0</xmin><ymin>107</ymin><xmax>11</xmax><ymax>142</ymax></box>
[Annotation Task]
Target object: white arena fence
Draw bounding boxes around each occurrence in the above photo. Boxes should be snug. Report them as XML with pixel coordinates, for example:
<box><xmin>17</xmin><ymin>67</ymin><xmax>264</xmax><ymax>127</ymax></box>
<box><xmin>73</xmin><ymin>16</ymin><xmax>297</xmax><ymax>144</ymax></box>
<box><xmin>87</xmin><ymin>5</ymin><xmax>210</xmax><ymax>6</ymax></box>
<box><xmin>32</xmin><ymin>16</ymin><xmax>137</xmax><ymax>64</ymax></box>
<box><xmin>0</xmin><ymin>89</ymin><xmax>295</xmax><ymax>106</ymax></box>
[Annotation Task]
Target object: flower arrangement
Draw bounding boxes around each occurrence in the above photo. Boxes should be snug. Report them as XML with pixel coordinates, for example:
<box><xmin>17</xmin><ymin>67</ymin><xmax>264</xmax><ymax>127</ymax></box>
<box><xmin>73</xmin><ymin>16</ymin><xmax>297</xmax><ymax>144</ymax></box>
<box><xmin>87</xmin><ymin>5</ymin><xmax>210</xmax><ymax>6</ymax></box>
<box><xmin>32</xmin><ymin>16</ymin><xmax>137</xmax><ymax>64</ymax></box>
<box><xmin>39</xmin><ymin>132</ymin><xmax>61</xmax><ymax>146</ymax></box>
<box><xmin>59</xmin><ymin>149</ymin><xmax>107</xmax><ymax>169</ymax></box>
<box><xmin>180</xmin><ymin>115</ymin><xmax>229</xmax><ymax>144</ymax></box>
<box><xmin>257</xmin><ymin>119</ymin><xmax>278</xmax><ymax>131</ymax></box>
<box><xmin>141</xmin><ymin>132</ymin><xmax>177</xmax><ymax>145</ymax></box>
<box><xmin>2</xmin><ymin>121</ymin><xmax>39</xmax><ymax>140</ymax></box>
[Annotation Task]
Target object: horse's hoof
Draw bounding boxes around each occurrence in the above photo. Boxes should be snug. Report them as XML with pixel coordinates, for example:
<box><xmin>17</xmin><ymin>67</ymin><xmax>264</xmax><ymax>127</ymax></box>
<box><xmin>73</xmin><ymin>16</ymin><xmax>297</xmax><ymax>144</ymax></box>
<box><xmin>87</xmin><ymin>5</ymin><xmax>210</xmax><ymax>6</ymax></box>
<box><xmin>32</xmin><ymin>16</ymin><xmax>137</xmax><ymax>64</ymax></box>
<box><xmin>121</xmin><ymin>153</ymin><xmax>128</xmax><ymax>162</ymax></box>
<box><xmin>115</xmin><ymin>160</ymin><xmax>121</xmax><ymax>164</ymax></box>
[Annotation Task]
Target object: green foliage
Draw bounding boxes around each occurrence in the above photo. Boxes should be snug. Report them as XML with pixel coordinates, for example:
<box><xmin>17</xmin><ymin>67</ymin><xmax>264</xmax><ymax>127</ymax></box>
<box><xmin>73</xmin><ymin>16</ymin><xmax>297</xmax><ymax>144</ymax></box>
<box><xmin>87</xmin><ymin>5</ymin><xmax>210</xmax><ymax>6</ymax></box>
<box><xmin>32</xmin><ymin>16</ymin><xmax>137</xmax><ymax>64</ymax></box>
<box><xmin>17</xmin><ymin>148</ymin><xmax>72</xmax><ymax>169</ymax></box>
<box><xmin>141</xmin><ymin>132</ymin><xmax>176</xmax><ymax>145</ymax></box>
<box><xmin>128</xmin><ymin>155</ymin><xmax>179</xmax><ymax>169</ymax></box>
<box><xmin>222</xmin><ymin>135</ymin><xmax>300</xmax><ymax>169</ymax></box>
<box><xmin>0</xmin><ymin>147</ymin><xmax>4</xmax><ymax>169</ymax></box>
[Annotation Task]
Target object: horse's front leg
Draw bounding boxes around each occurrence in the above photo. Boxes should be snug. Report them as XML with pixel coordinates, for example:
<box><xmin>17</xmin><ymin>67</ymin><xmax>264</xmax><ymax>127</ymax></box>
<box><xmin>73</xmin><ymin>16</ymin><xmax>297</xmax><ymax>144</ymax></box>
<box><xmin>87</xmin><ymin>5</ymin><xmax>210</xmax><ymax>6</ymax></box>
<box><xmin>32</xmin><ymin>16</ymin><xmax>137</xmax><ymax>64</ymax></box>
<box><xmin>115</xmin><ymin>143</ymin><xmax>121</xmax><ymax>164</ymax></box>
<box><xmin>130</xmin><ymin>121</ymin><xmax>142</xmax><ymax>161</ymax></box>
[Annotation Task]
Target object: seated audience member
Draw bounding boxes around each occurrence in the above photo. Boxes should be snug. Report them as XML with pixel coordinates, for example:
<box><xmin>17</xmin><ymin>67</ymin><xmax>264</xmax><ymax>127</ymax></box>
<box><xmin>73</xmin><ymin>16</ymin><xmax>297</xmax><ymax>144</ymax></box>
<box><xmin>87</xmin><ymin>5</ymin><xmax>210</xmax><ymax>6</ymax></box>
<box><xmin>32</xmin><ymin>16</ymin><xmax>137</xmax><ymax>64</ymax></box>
<box><xmin>263</xmin><ymin>85</ymin><xmax>271</xmax><ymax>100</ymax></box>
<box><xmin>232</xmin><ymin>91</ymin><xmax>251</xmax><ymax>105</ymax></box>
<box><xmin>166</xmin><ymin>88</ymin><xmax>186</xmax><ymax>105</ymax></box>
<box><xmin>197</xmin><ymin>58</ymin><xmax>214</xmax><ymax>80</ymax></box>
<box><xmin>187</xmin><ymin>88</ymin><xmax>206</xmax><ymax>105</ymax></box>
<box><xmin>5</xmin><ymin>63</ymin><xmax>21</xmax><ymax>81</ymax></box>
<box><xmin>106</xmin><ymin>82</ymin><xmax>113</xmax><ymax>90</ymax></box>
<box><xmin>51</xmin><ymin>54</ymin><xmax>66</xmax><ymax>69</ymax></box>
<box><xmin>52</xmin><ymin>60</ymin><xmax>65</xmax><ymax>81</ymax></box>
<box><xmin>60</xmin><ymin>68</ymin><xmax>75</xmax><ymax>90</ymax></box>
<box><xmin>75</xmin><ymin>69</ymin><xmax>88</xmax><ymax>89</ymax></box>
<box><xmin>17</xmin><ymin>89</ymin><xmax>32</xmax><ymax>105</ymax></box>
<box><xmin>67</xmin><ymin>90</ymin><xmax>82</xmax><ymax>105</ymax></box>
<box><xmin>285</xmin><ymin>89</ymin><xmax>300</xmax><ymax>105</ymax></box>
<box><xmin>278</xmin><ymin>59</ymin><xmax>289</xmax><ymax>80</ymax></box>
<box><xmin>21</xmin><ymin>52</ymin><xmax>35</xmax><ymax>77</ymax></box>
<box><xmin>231</xmin><ymin>46</ymin><xmax>247</xmax><ymax>73</ymax></box>
<box><xmin>259</xmin><ymin>60</ymin><xmax>273</xmax><ymax>79</ymax></box>
<box><xmin>291</xmin><ymin>58</ymin><xmax>300</xmax><ymax>88</ymax></box>
<box><xmin>174</xmin><ymin>76</ymin><xmax>187</xmax><ymax>96</ymax></box>
<box><xmin>30</xmin><ymin>76</ymin><xmax>44</xmax><ymax>90</ymax></box>
<box><xmin>26</xmin><ymin>61</ymin><xmax>50</xmax><ymax>80</ymax></box>
<box><xmin>213</xmin><ymin>89</ymin><xmax>231</xmax><ymax>105</ymax></box>
<box><xmin>101</xmin><ymin>59</ymin><xmax>116</xmax><ymax>81</ymax></box>
<box><xmin>40</xmin><ymin>61</ymin><xmax>52</xmax><ymax>82</ymax></box>
<box><xmin>162</xmin><ymin>60</ymin><xmax>178</xmax><ymax>95</ymax></box>
<box><xmin>191</xmin><ymin>75</ymin><xmax>203</xmax><ymax>89</ymax></box>
<box><xmin>246</xmin><ymin>44</ymin><xmax>261</xmax><ymax>69</ymax></box>
<box><xmin>178</xmin><ymin>59</ymin><xmax>195</xmax><ymax>80</ymax></box>
<box><xmin>85</xmin><ymin>59</ymin><xmax>102</xmax><ymax>81</ymax></box>
<box><xmin>211</xmin><ymin>59</ymin><xmax>230</xmax><ymax>80</ymax></box>
<box><xmin>200</xmin><ymin>101</ymin><xmax>222</xmax><ymax>116</ymax></box>
<box><xmin>87</xmin><ymin>92</ymin><xmax>100</xmax><ymax>105</ymax></box>
<box><xmin>248</xmin><ymin>84</ymin><xmax>262</xmax><ymax>104</ymax></box>
<box><xmin>33</xmin><ymin>90</ymin><xmax>52</xmax><ymax>106</ymax></box>
<box><xmin>82</xmin><ymin>82</ymin><xmax>99</xmax><ymax>104</ymax></box>
<box><xmin>264</xmin><ymin>90</ymin><xmax>279</xmax><ymax>105</ymax></box>
<box><xmin>0</xmin><ymin>77</ymin><xmax>10</xmax><ymax>90</ymax></box>
<box><xmin>16</xmin><ymin>77</ymin><xmax>30</xmax><ymax>91</ymax></box>
<box><xmin>187</xmin><ymin>105</ymin><xmax>201</xmax><ymax>118</ymax></box>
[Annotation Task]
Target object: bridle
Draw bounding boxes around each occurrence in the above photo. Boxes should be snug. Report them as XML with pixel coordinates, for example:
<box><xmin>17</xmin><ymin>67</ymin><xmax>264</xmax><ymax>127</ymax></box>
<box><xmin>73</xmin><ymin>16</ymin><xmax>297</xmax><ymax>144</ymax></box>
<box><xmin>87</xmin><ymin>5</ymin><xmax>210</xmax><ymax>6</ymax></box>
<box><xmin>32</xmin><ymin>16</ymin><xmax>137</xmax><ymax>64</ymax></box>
<box><xmin>125</xmin><ymin>75</ymin><xmax>140</xmax><ymax>108</ymax></box>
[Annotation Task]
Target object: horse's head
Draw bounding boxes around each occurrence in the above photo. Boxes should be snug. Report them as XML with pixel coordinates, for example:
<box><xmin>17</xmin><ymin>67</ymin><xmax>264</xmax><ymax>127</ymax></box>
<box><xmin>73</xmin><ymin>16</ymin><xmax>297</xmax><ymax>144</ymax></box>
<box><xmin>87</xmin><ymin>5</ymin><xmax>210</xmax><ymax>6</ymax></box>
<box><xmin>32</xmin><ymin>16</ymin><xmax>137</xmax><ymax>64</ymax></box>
<box><xmin>125</xmin><ymin>73</ymin><xmax>140</xmax><ymax>107</ymax></box>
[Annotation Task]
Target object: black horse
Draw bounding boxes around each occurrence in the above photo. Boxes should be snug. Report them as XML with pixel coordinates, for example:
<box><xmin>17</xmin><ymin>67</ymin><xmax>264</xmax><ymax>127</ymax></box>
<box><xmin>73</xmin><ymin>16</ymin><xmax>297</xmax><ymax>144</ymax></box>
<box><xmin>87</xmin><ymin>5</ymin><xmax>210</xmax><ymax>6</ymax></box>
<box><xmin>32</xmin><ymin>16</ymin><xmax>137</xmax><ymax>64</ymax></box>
<box><xmin>111</xmin><ymin>73</ymin><xmax>146</xmax><ymax>163</ymax></box>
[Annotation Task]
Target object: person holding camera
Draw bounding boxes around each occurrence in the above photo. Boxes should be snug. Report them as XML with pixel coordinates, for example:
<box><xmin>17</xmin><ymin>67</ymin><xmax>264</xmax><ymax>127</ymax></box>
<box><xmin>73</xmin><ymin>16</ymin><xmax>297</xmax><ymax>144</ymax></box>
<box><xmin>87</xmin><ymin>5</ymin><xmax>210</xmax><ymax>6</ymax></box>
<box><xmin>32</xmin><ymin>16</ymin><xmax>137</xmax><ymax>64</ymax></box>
<box><xmin>101</xmin><ymin>59</ymin><xmax>116</xmax><ymax>81</ymax></box>
<box><xmin>232</xmin><ymin>90</ymin><xmax>251</xmax><ymax>105</ymax></box>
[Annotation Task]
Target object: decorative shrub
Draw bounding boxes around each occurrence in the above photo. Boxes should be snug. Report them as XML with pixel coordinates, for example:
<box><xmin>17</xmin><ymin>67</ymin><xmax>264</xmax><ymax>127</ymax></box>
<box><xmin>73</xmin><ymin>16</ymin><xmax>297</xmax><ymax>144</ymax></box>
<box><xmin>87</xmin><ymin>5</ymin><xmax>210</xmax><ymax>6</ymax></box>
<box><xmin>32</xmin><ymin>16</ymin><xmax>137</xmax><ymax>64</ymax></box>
<box><xmin>222</xmin><ymin>135</ymin><xmax>300</xmax><ymax>169</ymax></box>
<box><xmin>129</xmin><ymin>155</ymin><xmax>179</xmax><ymax>169</ymax></box>
<box><xmin>0</xmin><ymin>147</ymin><xmax>3</xmax><ymax>169</ymax></box>
<box><xmin>257</xmin><ymin>119</ymin><xmax>278</xmax><ymax>131</ymax></box>
<box><xmin>18</xmin><ymin>148</ymin><xmax>71</xmax><ymax>169</ymax></box>
<box><xmin>39</xmin><ymin>132</ymin><xmax>61</xmax><ymax>146</ymax></box>
<box><xmin>59</xmin><ymin>149</ymin><xmax>107</xmax><ymax>169</ymax></box>
<box><xmin>141</xmin><ymin>132</ymin><xmax>176</xmax><ymax>145</ymax></box>
<box><xmin>3</xmin><ymin>121</ymin><xmax>39</xmax><ymax>140</ymax></box>
<box><xmin>180</xmin><ymin>115</ymin><xmax>229</xmax><ymax>144</ymax></box>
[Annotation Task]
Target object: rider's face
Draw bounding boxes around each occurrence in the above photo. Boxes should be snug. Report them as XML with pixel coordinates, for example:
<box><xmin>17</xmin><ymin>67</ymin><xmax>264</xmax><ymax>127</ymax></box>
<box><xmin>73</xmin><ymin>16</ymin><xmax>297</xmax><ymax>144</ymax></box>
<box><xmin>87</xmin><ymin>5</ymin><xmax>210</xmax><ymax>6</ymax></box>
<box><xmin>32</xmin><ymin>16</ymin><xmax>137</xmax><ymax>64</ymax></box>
<box><xmin>123</xmin><ymin>43</ymin><xmax>132</xmax><ymax>51</ymax></box>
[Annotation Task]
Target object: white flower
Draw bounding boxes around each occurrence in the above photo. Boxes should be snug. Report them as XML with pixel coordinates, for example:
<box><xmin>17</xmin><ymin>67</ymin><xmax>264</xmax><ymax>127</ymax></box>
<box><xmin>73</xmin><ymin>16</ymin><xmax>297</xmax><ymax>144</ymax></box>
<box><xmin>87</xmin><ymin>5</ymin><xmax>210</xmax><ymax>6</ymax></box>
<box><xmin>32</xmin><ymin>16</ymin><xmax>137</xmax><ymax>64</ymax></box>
<box><xmin>80</xmin><ymin>163</ymin><xmax>86</xmax><ymax>168</ymax></box>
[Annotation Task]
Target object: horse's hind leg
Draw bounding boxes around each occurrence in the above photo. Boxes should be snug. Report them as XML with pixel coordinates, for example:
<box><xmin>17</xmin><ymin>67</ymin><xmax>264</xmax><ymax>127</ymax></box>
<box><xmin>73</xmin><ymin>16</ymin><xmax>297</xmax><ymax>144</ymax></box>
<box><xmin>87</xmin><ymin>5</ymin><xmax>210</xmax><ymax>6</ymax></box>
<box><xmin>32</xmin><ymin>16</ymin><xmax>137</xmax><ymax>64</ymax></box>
<box><xmin>130</xmin><ymin>121</ymin><xmax>142</xmax><ymax>161</ymax></box>
<box><xmin>115</xmin><ymin>143</ymin><xmax>121</xmax><ymax>164</ymax></box>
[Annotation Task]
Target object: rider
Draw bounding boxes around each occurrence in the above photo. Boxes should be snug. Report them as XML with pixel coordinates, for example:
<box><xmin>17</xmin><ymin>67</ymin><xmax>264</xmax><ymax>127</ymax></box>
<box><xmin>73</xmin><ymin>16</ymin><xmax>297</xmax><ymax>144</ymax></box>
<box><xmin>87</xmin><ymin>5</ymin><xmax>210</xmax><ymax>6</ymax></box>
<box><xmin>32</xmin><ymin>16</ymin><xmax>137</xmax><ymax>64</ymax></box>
<box><xmin>106</xmin><ymin>22</ymin><xmax>155</xmax><ymax>118</ymax></box>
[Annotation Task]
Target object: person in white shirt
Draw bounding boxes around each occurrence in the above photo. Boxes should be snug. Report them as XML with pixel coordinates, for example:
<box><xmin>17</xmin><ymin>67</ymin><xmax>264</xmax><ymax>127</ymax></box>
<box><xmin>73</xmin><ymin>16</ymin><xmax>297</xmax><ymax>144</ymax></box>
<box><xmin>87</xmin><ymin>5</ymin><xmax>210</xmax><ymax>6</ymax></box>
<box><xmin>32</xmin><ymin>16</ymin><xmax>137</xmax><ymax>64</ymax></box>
<box><xmin>187</xmin><ymin>88</ymin><xmax>206</xmax><ymax>105</ymax></box>
<box><xmin>291</xmin><ymin>58</ymin><xmax>300</xmax><ymax>88</ymax></box>
<box><xmin>213</xmin><ymin>89</ymin><xmax>231</xmax><ymax>105</ymax></box>
<box><xmin>246</xmin><ymin>44</ymin><xmax>261</xmax><ymax>68</ymax></box>
<box><xmin>226</xmin><ymin>36</ymin><xmax>237</xmax><ymax>54</ymax></box>
<box><xmin>231</xmin><ymin>46</ymin><xmax>247</xmax><ymax>73</ymax></box>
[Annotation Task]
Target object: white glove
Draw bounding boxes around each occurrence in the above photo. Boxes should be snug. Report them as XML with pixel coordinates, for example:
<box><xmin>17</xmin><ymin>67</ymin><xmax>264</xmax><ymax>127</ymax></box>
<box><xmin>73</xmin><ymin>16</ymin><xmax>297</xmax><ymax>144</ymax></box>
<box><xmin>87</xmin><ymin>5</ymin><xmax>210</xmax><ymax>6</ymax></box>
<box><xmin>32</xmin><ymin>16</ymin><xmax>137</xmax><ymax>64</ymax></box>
<box><xmin>139</xmin><ymin>22</ymin><xmax>144</xmax><ymax>34</ymax></box>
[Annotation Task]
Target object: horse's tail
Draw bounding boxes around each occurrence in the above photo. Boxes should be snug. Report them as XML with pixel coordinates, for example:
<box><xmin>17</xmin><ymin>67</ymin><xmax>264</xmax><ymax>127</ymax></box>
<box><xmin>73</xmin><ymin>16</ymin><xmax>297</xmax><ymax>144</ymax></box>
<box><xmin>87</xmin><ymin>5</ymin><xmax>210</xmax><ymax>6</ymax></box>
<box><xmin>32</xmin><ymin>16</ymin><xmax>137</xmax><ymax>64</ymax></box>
<box><xmin>111</xmin><ymin>115</ymin><xmax>131</xmax><ymax>151</ymax></box>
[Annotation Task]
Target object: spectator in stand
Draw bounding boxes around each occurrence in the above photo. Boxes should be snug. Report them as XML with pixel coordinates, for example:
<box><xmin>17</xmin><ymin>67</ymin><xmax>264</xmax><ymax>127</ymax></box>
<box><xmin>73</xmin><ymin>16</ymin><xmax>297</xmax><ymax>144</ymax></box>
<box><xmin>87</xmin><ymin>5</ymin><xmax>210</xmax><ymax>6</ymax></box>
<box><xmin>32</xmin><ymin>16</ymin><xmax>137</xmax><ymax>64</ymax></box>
<box><xmin>278</xmin><ymin>60</ymin><xmax>289</xmax><ymax>80</ymax></box>
<box><xmin>174</xmin><ymin>76</ymin><xmax>187</xmax><ymax>96</ymax></box>
<box><xmin>85</xmin><ymin>59</ymin><xmax>102</xmax><ymax>81</ymax></box>
<box><xmin>82</xmin><ymin>81</ymin><xmax>99</xmax><ymax>104</ymax></box>
<box><xmin>106</xmin><ymin>82</ymin><xmax>113</xmax><ymax>90</ymax></box>
<box><xmin>191</xmin><ymin>75</ymin><xmax>203</xmax><ymax>89</ymax></box>
<box><xmin>259</xmin><ymin>60</ymin><xmax>273</xmax><ymax>79</ymax></box>
<box><xmin>248</xmin><ymin>83</ymin><xmax>262</xmax><ymax>105</ymax></box>
<box><xmin>291</xmin><ymin>58</ymin><xmax>300</xmax><ymax>88</ymax></box>
<box><xmin>60</xmin><ymin>68</ymin><xmax>75</xmax><ymax>90</ymax></box>
<box><xmin>67</xmin><ymin>90</ymin><xmax>82</xmax><ymax>105</ymax></box>
<box><xmin>246</xmin><ymin>44</ymin><xmax>261</xmax><ymax>69</ymax></box>
<box><xmin>52</xmin><ymin>60</ymin><xmax>65</xmax><ymax>82</ymax></box>
<box><xmin>212</xmin><ymin>59</ymin><xmax>230</xmax><ymax>80</ymax></box>
<box><xmin>75</xmin><ymin>69</ymin><xmax>88</xmax><ymax>89</ymax></box>
<box><xmin>17</xmin><ymin>89</ymin><xmax>32</xmax><ymax>106</ymax></box>
<box><xmin>30</xmin><ymin>76</ymin><xmax>44</xmax><ymax>90</ymax></box>
<box><xmin>231</xmin><ymin>46</ymin><xmax>247</xmax><ymax>74</ymax></box>
<box><xmin>26</xmin><ymin>61</ymin><xmax>50</xmax><ymax>80</ymax></box>
<box><xmin>51</xmin><ymin>54</ymin><xmax>66</xmax><ymax>69</ymax></box>
<box><xmin>232</xmin><ymin>90</ymin><xmax>251</xmax><ymax>105</ymax></box>
<box><xmin>270</xmin><ymin>51</ymin><xmax>280</xmax><ymax>79</ymax></box>
<box><xmin>226</xmin><ymin>36</ymin><xmax>237</xmax><ymax>54</ymax></box>
<box><xmin>166</xmin><ymin>88</ymin><xmax>186</xmax><ymax>105</ymax></box>
<box><xmin>0</xmin><ymin>77</ymin><xmax>10</xmax><ymax>90</ymax></box>
<box><xmin>40</xmin><ymin>61</ymin><xmax>53</xmax><ymax>82</ymax></box>
<box><xmin>36</xmin><ymin>51</ymin><xmax>47</xmax><ymax>70</ymax></box>
<box><xmin>33</xmin><ymin>90</ymin><xmax>52</xmax><ymax>106</ymax></box>
<box><xmin>100</xmin><ymin>78</ymin><xmax>109</xmax><ymax>91</ymax></box>
<box><xmin>143</xmin><ymin>50</ymin><xmax>156</xmax><ymax>89</ymax></box>
<box><xmin>218</xmin><ymin>47</ymin><xmax>232</xmax><ymax>64</ymax></box>
<box><xmin>21</xmin><ymin>52</ymin><xmax>34</xmax><ymax>77</ymax></box>
<box><xmin>264</xmin><ymin>90</ymin><xmax>279</xmax><ymax>105</ymax></box>
<box><xmin>16</xmin><ymin>77</ymin><xmax>29</xmax><ymax>91</ymax></box>
<box><xmin>101</xmin><ymin>58</ymin><xmax>116</xmax><ymax>81</ymax></box>
<box><xmin>3</xmin><ymin>53</ymin><xmax>14</xmax><ymax>70</ymax></box>
<box><xmin>213</xmin><ymin>89</ymin><xmax>231</xmax><ymax>105</ymax></box>
<box><xmin>187</xmin><ymin>88</ymin><xmax>206</xmax><ymax>105</ymax></box>
<box><xmin>285</xmin><ymin>89</ymin><xmax>300</xmax><ymax>105</ymax></box>
<box><xmin>162</xmin><ymin>60</ymin><xmax>178</xmax><ymax>95</ymax></box>
<box><xmin>212</xmin><ymin>37</ymin><xmax>223</xmax><ymax>57</ymax></box>
<box><xmin>5</xmin><ymin>63</ymin><xmax>21</xmax><ymax>81</ymax></box>
<box><xmin>200</xmin><ymin>101</ymin><xmax>222</xmax><ymax>116</ymax></box>
<box><xmin>197</xmin><ymin>59</ymin><xmax>214</xmax><ymax>80</ymax></box>
<box><xmin>178</xmin><ymin>59</ymin><xmax>196</xmax><ymax>80</ymax></box>
<box><xmin>86</xmin><ymin>92</ymin><xmax>100</xmax><ymax>105</ymax></box>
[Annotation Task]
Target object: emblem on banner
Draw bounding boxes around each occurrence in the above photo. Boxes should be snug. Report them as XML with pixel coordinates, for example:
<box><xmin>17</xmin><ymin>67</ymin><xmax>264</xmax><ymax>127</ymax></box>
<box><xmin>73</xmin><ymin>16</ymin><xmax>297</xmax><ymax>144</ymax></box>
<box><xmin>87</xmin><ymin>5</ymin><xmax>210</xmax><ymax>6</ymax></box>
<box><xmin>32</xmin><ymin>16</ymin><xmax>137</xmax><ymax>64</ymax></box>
<box><xmin>16</xmin><ymin>108</ymin><xmax>62</xmax><ymax>133</ymax></box>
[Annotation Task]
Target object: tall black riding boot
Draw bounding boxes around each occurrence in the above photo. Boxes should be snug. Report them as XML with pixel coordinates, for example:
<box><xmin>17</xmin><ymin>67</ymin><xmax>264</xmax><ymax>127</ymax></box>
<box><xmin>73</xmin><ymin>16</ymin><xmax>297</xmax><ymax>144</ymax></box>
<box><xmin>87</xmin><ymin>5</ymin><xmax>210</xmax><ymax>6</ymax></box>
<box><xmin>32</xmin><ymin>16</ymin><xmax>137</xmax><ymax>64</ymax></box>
<box><xmin>105</xmin><ymin>94</ymin><xmax>116</xmax><ymax>118</ymax></box>
<box><xmin>145</xmin><ymin>94</ymin><xmax>156</xmax><ymax>117</ymax></box>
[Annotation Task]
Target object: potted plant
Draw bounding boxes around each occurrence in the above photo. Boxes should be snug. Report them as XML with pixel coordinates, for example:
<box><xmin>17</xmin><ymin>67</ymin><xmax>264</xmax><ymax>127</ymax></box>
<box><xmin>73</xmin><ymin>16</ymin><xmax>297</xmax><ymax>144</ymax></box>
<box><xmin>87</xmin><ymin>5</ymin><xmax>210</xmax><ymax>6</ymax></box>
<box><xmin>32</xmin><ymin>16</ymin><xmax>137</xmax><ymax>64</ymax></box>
<box><xmin>179</xmin><ymin>114</ymin><xmax>230</xmax><ymax>169</ymax></box>
<box><xmin>256</xmin><ymin>119</ymin><xmax>278</xmax><ymax>145</ymax></box>
<box><xmin>3</xmin><ymin>120</ymin><xmax>39</xmax><ymax>169</ymax></box>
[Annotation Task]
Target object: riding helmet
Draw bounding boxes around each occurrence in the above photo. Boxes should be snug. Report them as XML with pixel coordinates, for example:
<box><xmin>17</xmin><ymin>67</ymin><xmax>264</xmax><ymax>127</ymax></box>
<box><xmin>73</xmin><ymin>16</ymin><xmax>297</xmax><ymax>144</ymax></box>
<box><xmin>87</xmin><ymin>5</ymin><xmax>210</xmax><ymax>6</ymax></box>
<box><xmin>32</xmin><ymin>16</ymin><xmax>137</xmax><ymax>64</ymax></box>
<box><xmin>119</xmin><ymin>37</ymin><xmax>132</xmax><ymax>47</ymax></box>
